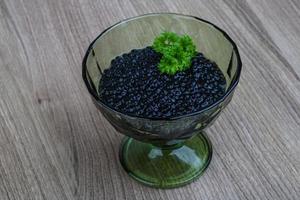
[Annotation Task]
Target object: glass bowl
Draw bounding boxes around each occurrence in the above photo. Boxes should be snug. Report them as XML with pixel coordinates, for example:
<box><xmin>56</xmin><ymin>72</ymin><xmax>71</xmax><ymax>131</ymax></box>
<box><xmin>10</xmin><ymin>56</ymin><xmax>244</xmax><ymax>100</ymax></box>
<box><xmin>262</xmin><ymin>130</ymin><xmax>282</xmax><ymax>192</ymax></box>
<box><xmin>82</xmin><ymin>13</ymin><xmax>242</xmax><ymax>188</ymax></box>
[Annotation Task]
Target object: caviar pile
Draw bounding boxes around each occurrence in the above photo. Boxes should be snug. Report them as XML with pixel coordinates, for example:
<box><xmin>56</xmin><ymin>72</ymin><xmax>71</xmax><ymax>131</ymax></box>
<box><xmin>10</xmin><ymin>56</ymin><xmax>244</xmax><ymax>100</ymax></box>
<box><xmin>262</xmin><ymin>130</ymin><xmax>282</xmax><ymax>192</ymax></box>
<box><xmin>98</xmin><ymin>47</ymin><xmax>226</xmax><ymax>118</ymax></box>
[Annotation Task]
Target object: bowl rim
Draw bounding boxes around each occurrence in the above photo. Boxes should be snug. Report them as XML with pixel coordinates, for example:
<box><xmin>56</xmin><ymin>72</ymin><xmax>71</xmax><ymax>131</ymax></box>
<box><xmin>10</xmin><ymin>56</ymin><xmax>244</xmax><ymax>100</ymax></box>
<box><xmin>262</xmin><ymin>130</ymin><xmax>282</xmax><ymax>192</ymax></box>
<box><xmin>82</xmin><ymin>12</ymin><xmax>242</xmax><ymax>121</ymax></box>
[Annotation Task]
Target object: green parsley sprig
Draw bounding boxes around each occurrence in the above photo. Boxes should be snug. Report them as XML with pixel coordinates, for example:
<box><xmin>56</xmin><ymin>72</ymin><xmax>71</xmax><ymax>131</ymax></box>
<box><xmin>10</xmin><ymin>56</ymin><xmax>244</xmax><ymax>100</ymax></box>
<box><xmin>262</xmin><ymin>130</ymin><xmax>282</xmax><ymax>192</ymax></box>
<box><xmin>152</xmin><ymin>32</ymin><xmax>196</xmax><ymax>75</ymax></box>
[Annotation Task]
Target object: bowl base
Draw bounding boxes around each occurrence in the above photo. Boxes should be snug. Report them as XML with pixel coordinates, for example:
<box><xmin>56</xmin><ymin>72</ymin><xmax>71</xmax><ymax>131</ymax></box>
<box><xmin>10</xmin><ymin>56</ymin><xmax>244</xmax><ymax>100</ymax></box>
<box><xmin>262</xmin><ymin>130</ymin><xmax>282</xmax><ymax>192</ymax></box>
<box><xmin>119</xmin><ymin>132</ymin><xmax>212</xmax><ymax>189</ymax></box>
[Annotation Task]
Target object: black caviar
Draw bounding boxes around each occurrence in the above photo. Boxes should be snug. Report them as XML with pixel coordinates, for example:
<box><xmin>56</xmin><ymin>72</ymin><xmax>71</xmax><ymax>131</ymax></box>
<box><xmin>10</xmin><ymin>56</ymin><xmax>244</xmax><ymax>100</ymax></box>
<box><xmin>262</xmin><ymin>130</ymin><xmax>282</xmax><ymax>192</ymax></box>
<box><xmin>98</xmin><ymin>47</ymin><xmax>226</xmax><ymax>118</ymax></box>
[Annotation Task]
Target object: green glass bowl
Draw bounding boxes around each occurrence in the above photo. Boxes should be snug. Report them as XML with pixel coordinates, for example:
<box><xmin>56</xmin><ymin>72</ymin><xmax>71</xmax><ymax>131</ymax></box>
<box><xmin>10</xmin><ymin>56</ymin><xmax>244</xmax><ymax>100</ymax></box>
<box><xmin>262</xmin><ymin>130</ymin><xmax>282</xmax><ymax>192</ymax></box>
<box><xmin>82</xmin><ymin>13</ymin><xmax>242</xmax><ymax>188</ymax></box>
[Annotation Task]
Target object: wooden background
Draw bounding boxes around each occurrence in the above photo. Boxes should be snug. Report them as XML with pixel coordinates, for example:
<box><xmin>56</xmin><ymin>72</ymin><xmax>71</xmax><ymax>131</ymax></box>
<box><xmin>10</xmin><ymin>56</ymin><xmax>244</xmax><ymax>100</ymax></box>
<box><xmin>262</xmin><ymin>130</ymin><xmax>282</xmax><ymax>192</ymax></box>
<box><xmin>0</xmin><ymin>0</ymin><xmax>299</xmax><ymax>199</ymax></box>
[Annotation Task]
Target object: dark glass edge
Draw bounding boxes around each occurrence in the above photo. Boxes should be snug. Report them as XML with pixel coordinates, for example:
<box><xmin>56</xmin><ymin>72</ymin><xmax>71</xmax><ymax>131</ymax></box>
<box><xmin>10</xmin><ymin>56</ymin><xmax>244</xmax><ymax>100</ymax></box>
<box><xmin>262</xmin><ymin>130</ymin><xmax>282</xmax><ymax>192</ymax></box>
<box><xmin>82</xmin><ymin>12</ymin><xmax>242</xmax><ymax>121</ymax></box>
<box><xmin>226</xmin><ymin>51</ymin><xmax>234</xmax><ymax>77</ymax></box>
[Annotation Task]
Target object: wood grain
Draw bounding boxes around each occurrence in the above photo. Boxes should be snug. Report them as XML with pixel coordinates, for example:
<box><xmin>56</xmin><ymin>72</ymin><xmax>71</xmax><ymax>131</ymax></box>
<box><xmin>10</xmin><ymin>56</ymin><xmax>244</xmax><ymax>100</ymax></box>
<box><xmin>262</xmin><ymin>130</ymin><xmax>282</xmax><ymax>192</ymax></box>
<box><xmin>0</xmin><ymin>0</ymin><xmax>299</xmax><ymax>199</ymax></box>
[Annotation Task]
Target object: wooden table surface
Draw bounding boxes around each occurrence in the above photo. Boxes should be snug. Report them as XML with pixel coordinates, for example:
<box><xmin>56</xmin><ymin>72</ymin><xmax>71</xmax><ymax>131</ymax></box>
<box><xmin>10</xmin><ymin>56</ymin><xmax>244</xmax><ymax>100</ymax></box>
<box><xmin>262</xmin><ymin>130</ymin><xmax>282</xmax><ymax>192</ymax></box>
<box><xmin>1</xmin><ymin>0</ymin><xmax>300</xmax><ymax>199</ymax></box>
